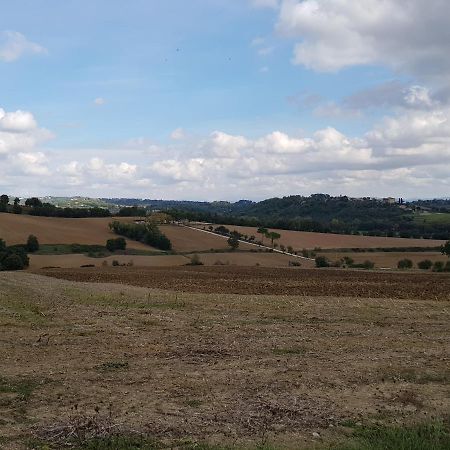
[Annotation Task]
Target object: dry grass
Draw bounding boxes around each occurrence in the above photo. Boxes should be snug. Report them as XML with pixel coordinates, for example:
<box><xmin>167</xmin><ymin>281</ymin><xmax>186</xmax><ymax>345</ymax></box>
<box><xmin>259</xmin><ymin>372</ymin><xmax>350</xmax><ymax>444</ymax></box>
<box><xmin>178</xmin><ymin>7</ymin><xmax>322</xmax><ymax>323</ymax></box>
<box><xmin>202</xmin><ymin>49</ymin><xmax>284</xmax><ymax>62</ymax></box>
<box><xmin>209</xmin><ymin>224</ymin><xmax>446</xmax><ymax>250</ymax></box>
<box><xmin>0</xmin><ymin>214</ymin><xmax>152</xmax><ymax>250</ymax></box>
<box><xmin>1</xmin><ymin>271</ymin><xmax>449</xmax><ymax>449</ymax></box>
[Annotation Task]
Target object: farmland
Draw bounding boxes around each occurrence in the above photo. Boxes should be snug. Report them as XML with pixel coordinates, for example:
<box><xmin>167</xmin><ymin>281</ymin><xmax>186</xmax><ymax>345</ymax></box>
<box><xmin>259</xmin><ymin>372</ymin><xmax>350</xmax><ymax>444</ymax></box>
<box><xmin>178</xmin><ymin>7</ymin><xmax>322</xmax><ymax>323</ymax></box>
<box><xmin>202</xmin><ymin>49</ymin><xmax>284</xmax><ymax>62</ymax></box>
<box><xmin>202</xmin><ymin>223</ymin><xmax>445</xmax><ymax>250</ymax></box>
<box><xmin>1</xmin><ymin>270</ymin><xmax>449</xmax><ymax>449</ymax></box>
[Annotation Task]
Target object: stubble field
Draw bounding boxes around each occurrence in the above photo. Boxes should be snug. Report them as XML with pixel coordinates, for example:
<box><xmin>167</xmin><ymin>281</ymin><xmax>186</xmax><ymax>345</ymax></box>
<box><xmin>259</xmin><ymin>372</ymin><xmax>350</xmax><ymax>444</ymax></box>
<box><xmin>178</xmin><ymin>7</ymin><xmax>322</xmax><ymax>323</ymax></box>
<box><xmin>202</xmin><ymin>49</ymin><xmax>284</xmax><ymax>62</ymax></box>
<box><xmin>1</xmin><ymin>269</ymin><xmax>449</xmax><ymax>449</ymax></box>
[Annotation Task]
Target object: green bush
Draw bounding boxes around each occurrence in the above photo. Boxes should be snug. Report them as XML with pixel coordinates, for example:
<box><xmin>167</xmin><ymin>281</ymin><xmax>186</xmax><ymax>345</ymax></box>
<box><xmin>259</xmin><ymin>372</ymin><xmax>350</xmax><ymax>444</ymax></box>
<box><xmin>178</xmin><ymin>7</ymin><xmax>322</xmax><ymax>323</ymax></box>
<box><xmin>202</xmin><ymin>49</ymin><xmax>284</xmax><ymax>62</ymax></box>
<box><xmin>26</xmin><ymin>234</ymin><xmax>39</xmax><ymax>253</ymax></box>
<box><xmin>433</xmin><ymin>261</ymin><xmax>445</xmax><ymax>272</ymax></box>
<box><xmin>0</xmin><ymin>245</ymin><xmax>29</xmax><ymax>271</ymax></box>
<box><xmin>106</xmin><ymin>237</ymin><xmax>127</xmax><ymax>252</ymax></box>
<box><xmin>315</xmin><ymin>256</ymin><xmax>330</xmax><ymax>268</ymax></box>
<box><xmin>418</xmin><ymin>259</ymin><xmax>433</xmax><ymax>270</ymax></box>
<box><xmin>398</xmin><ymin>258</ymin><xmax>414</xmax><ymax>269</ymax></box>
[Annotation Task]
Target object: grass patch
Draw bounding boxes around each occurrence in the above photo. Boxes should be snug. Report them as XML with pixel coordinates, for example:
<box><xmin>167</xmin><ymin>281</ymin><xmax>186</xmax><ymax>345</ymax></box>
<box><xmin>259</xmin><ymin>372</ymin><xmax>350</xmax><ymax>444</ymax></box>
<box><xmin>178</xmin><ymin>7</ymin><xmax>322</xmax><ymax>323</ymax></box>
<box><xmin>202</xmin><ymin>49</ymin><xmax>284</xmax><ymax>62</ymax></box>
<box><xmin>0</xmin><ymin>376</ymin><xmax>37</xmax><ymax>402</ymax></box>
<box><xmin>336</xmin><ymin>421</ymin><xmax>450</xmax><ymax>450</ymax></box>
<box><xmin>414</xmin><ymin>213</ymin><xmax>450</xmax><ymax>225</ymax></box>
<box><xmin>35</xmin><ymin>244</ymin><xmax>164</xmax><ymax>257</ymax></box>
<box><xmin>184</xmin><ymin>399</ymin><xmax>203</xmax><ymax>408</ymax></box>
<box><xmin>380</xmin><ymin>367</ymin><xmax>450</xmax><ymax>384</ymax></box>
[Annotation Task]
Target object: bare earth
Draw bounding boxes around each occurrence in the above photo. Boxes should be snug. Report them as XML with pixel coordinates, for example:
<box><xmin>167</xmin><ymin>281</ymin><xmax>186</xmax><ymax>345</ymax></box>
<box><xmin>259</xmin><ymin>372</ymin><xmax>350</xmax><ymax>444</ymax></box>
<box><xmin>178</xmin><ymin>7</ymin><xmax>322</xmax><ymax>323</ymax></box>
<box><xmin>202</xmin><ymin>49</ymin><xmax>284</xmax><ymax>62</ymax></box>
<box><xmin>0</xmin><ymin>214</ymin><xmax>152</xmax><ymax>251</ymax></box>
<box><xmin>207</xmin><ymin>224</ymin><xmax>445</xmax><ymax>250</ymax></box>
<box><xmin>0</xmin><ymin>270</ymin><xmax>449</xmax><ymax>449</ymax></box>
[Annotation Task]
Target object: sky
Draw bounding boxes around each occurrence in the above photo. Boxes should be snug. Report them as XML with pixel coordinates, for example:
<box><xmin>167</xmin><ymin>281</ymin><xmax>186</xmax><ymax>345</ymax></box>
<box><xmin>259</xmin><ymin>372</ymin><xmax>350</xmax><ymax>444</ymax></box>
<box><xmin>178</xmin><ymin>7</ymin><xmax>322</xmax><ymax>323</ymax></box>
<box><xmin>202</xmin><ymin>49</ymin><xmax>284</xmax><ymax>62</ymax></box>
<box><xmin>1</xmin><ymin>0</ymin><xmax>450</xmax><ymax>201</ymax></box>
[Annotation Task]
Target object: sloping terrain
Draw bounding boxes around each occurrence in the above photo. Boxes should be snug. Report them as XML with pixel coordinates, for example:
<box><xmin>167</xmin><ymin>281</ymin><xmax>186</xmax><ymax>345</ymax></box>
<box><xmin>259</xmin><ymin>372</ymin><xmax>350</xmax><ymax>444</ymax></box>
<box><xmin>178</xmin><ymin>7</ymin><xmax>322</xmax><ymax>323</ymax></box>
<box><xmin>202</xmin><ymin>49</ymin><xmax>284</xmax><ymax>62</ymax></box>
<box><xmin>210</xmin><ymin>224</ymin><xmax>445</xmax><ymax>250</ymax></box>
<box><xmin>0</xmin><ymin>214</ymin><xmax>151</xmax><ymax>250</ymax></box>
<box><xmin>0</xmin><ymin>272</ymin><xmax>449</xmax><ymax>449</ymax></box>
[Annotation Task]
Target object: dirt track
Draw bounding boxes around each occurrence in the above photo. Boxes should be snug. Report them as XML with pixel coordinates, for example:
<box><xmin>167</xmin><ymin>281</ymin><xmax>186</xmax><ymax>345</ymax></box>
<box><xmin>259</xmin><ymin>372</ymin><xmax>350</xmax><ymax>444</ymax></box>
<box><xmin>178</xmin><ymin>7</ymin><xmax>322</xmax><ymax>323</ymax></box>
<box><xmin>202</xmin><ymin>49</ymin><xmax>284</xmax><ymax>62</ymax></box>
<box><xmin>35</xmin><ymin>266</ymin><xmax>450</xmax><ymax>300</ymax></box>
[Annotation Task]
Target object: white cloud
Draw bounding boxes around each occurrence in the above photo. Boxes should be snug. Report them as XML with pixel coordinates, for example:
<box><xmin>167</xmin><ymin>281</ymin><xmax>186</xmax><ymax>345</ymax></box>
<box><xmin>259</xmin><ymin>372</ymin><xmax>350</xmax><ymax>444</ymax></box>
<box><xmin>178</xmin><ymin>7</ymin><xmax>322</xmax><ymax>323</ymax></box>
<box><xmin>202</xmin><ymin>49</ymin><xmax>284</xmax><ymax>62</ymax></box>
<box><xmin>170</xmin><ymin>128</ymin><xmax>186</xmax><ymax>140</ymax></box>
<box><xmin>93</xmin><ymin>97</ymin><xmax>106</xmax><ymax>106</ymax></box>
<box><xmin>276</xmin><ymin>0</ymin><xmax>450</xmax><ymax>78</ymax></box>
<box><xmin>0</xmin><ymin>31</ymin><xmax>47</xmax><ymax>62</ymax></box>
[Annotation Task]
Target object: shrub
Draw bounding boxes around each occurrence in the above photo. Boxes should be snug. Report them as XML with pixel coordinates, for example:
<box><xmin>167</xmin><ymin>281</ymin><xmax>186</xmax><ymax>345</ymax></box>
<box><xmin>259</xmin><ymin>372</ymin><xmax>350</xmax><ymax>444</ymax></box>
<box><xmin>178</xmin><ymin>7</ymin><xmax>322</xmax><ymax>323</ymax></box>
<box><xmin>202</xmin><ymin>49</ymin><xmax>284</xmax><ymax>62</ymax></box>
<box><xmin>106</xmin><ymin>237</ymin><xmax>127</xmax><ymax>252</ymax></box>
<box><xmin>112</xmin><ymin>260</ymin><xmax>120</xmax><ymax>267</ymax></box>
<box><xmin>398</xmin><ymin>259</ymin><xmax>413</xmax><ymax>269</ymax></box>
<box><xmin>26</xmin><ymin>235</ymin><xmax>39</xmax><ymax>253</ymax></box>
<box><xmin>1</xmin><ymin>254</ymin><xmax>25</xmax><ymax>270</ymax></box>
<box><xmin>289</xmin><ymin>260</ymin><xmax>302</xmax><ymax>267</ymax></box>
<box><xmin>418</xmin><ymin>259</ymin><xmax>433</xmax><ymax>270</ymax></box>
<box><xmin>0</xmin><ymin>246</ymin><xmax>29</xmax><ymax>271</ymax></box>
<box><xmin>315</xmin><ymin>256</ymin><xmax>330</xmax><ymax>268</ymax></box>
<box><xmin>0</xmin><ymin>239</ymin><xmax>6</xmax><ymax>251</ymax></box>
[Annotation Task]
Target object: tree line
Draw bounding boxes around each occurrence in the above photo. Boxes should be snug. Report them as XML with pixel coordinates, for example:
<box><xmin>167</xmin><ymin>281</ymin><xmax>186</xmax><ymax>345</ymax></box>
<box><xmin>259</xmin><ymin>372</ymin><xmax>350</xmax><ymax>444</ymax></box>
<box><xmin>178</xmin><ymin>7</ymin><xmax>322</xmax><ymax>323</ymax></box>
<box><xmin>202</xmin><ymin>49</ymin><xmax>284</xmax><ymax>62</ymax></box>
<box><xmin>0</xmin><ymin>195</ymin><xmax>110</xmax><ymax>218</ymax></box>
<box><xmin>109</xmin><ymin>221</ymin><xmax>172</xmax><ymax>251</ymax></box>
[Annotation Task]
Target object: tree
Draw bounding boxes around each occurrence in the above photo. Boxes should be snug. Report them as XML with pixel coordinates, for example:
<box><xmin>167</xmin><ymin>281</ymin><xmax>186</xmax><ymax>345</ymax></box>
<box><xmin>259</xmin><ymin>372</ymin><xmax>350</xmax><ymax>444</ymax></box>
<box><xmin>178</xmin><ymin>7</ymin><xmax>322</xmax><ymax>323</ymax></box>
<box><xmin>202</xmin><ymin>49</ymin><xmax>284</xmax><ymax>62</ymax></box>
<box><xmin>315</xmin><ymin>256</ymin><xmax>330</xmax><ymax>268</ymax></box>
<box><xmin>26</xmin><ymin>235</ymin><xmax>39</xmax><ymax>252</ymax></box>
<box><xmin>1</xmin><ymin>254</ymin><xmax>25</xmax><ymax>271</ymax></box>
<box><xmin>106</xmin><ymin>237</ymin><xmax>127</xmax><ymax>252</ymax></box>
<box><xmin>398</xmin><ymin>259</ymin><xmax>413</xmax><ymax>269</ymax></box>
<box><xmin>25</xmin><ymin>197</ymin><xmax>43</xmax><ymax>207</ymax></box>
<box><xmin>418</xmin><ymin>260</ymin><xmax>433</xmax><ymax>270</ymax></box>
<box><xmin>442</xmin><ymin>241</ymin><xmax>450</xmax><ymax>258</ymax></box>
<box><xmin>0</xmin><ymin>195</ymin><xmax>9</xmax><ymax>212</ymax></box>
<box><xmin>13</xmin><ymin>198</ymin><xmax>22</xmax><ymax>214</ymax></box>
<box><xmin>257</xmin><ymin>227</ymin><xmax>268</xmax><ymax>244</ymax></box>
<box><xmin>267</xmin><ymin>231</ymin><xmax>281</xmax><ymax>248</ymax></box>
<box><xmin>227</xmin><ymin>236</ymin><xmax>239</xmax><ymax>251</ymax></box>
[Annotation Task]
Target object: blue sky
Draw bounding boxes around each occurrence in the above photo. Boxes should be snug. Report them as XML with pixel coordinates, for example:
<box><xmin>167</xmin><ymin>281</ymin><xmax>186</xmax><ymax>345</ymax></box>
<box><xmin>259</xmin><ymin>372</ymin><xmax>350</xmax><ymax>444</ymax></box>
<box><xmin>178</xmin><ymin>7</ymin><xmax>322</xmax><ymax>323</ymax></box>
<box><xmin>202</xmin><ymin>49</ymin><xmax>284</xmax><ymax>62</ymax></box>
<box><xmin>1</xmin><ymin>0</ymin><xmax>449</xmax><ymax>200</ymax></box>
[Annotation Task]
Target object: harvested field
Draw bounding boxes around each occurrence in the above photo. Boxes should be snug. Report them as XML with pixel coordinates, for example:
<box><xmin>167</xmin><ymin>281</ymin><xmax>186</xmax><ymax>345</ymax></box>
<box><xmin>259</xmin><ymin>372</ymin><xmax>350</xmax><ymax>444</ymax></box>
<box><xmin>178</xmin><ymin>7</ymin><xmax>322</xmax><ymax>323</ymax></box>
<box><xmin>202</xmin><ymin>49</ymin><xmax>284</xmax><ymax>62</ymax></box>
<box><xmin>160</xmin><ymin>225</ymin><xmax>254</xmax><ymax>252</ymax></box>
<box><xmin>35</xmin><ymin>266</ymin><xmax>450</xmax><ymax>300</ymax></box>
<box><xmin>324</xmin><ymin>251</ymin><xmax>448</xmax><ymax>269</ymax></box>
<box><xmin>28</xmin><ymin>254</ymin><xmax>189</xmax><ymax>270</ymax></box>
<box><xmin>207</xmin><ymin>224</ymin><xmax>446</xmax><ymax>250</ymax></box>
<box><xmin>0</xmin><ymin>272</ymin><xmax>449</xmax><ymax>449</ymax></box>
<box><xmin>0</xmin><ymin>214</ymin><xmax>153</xmax><ymax>250</ymax></box>
<box><xmin>186</xmin><ymin>251</ymin><xmax>315</xmax><ymax>268</ymax></box>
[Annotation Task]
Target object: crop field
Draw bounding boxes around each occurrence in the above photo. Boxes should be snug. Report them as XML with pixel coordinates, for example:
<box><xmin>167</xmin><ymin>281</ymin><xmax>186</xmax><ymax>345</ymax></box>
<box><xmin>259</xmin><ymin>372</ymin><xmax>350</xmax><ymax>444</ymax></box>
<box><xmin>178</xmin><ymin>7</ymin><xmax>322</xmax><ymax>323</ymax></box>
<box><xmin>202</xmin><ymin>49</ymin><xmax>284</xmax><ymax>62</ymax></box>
<box><xmin>205</xmin><ymin>224</ymin><xmax>446</xmax><ymax>250</ymax></box>
<box><xmin>0</xmin><ymin>270</ymin><xmax>449</xmax><ymax>449</ymax></box>
<box><xmin>0</xmin><ymin>214</ymin><xmax>151</xmax><ymax>250</ymax></box>
<box><xmin>34</xmin><ymin>266</ymin><xmax>450</xmax><ymax>299</ymax></box>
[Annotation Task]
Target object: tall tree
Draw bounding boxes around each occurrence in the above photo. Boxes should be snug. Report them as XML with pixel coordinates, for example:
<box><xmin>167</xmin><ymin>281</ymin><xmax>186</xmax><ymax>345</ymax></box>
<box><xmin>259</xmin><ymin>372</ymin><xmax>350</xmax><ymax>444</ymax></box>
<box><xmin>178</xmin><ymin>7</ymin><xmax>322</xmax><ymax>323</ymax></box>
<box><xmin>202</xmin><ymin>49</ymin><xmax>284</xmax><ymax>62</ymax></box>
<box><xmin>267</xmin><ymin>231</ymin><xmax>281</xmax><ymax>248</ymax></box>
<box><xmin>257</xmin><ymin>227</ymin><xmax>268</xmax><ymax>244</ymax></box>
<box><xmin>442</xmin><ymin>241</ymin><xmax>450</xmax><ymax>258</ymax></box>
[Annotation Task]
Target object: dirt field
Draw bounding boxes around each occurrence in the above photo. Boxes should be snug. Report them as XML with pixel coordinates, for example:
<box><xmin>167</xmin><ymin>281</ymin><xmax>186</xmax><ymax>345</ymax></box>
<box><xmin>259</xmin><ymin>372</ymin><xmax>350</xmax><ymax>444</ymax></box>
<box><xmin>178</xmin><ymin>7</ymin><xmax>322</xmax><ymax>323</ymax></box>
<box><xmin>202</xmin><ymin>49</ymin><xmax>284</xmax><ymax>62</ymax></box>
<box><xmin>160</xmin><ymin>225</ymin><xmax>254</xmax><ymax>252</ymax></box>
<box><xmin>206</xmin><ymin>224</ymin><xmax>445</xmax><ymax>250</ymax></box>
<box><xmin>28</xmin><ymin>254</ymin><xmax>190</xmax><ymax>270</ymax></box>
<box><xmin>186</xmin><ymin>252</ymin><xmax>315</xmax><ymax>268</ymax></box>
<box><xmin>324</xmin><ymin>251</ymin><xmax>448</xmax><ymax>269</ymax></box>
<box><xmin>34</xmin><ymin>266</ymin><xmax>450</xmax><ymax>300</ymax></box>
<box><xmin>1</xmin><ymin>271</ymin><xmax>449</xmax><ymax>449</ymax></box>
<box><xmin>0</xmin><ymin>214</ymin><xmax>152</xmax><ymax>250</ymax></box>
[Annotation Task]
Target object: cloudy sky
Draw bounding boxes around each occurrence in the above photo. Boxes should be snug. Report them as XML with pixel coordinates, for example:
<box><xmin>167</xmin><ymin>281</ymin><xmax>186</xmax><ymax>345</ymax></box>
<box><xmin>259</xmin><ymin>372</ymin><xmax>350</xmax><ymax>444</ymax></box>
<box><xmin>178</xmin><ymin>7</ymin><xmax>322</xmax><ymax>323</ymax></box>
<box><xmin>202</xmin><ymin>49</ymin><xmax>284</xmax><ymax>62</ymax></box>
<box><xmin>1</xmin><ymin>0</ymin><xmax>449</xmax><ymax>200</ymax></box>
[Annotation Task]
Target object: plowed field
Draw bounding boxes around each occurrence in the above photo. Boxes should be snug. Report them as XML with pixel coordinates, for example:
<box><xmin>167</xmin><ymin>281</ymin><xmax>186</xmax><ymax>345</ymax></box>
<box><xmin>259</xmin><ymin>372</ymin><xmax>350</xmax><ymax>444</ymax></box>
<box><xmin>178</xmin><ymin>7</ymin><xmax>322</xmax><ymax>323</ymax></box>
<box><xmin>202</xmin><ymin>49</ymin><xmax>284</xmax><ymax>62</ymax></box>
<box><xmin>35</xmin><ymin>266</ymin><xmax>450</xmax><ymax>300</ymax></box>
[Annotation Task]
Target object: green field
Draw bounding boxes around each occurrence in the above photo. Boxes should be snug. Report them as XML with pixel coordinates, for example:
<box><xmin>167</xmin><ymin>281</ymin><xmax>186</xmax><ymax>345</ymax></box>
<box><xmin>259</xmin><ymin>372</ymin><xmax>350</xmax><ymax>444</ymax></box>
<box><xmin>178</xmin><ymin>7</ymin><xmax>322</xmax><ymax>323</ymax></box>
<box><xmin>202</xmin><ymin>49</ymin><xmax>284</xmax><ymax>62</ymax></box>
<box><xmin>414</xmin><ymin>213</ymin><xmax>450</xmax><ymax>225</ymax></box>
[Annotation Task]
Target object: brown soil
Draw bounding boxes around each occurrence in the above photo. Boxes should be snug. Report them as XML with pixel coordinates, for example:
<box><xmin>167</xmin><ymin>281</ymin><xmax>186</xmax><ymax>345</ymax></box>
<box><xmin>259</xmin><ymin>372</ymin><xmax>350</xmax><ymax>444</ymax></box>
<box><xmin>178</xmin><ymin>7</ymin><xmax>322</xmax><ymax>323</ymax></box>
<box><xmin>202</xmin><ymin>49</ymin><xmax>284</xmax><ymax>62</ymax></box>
<box><xmin>160</xmin><ymin>225</ymin><xmax>254</xmax><ymax>252</ymax></box>
<box><xmin>34</xmin><ymin>266</ymin><xmax>450</xmax><ymax>300</ymax></box>
<box><xmin>0</xmin><ymin>214</ymin><xmax>152</xmax><ymax>250</ymax></box>
<box><xmin>1</xmin><ymin>272</ymin><xmax>449</xmax><ymax>449</ymax></box>
<box><xmin>208</xmin><ymin>224</ymin><xmax>445</xmax><ymax>250</ymax></box>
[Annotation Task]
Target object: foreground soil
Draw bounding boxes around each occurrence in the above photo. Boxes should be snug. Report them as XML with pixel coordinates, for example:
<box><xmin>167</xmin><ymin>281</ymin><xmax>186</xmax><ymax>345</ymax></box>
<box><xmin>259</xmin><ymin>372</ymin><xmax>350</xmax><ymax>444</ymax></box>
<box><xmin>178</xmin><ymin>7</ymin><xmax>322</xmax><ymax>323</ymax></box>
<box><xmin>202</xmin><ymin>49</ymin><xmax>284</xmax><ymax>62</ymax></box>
<box><xmin>35</xmin><ymin>266</ymin><xmax>450</xmax><ymax>300</ymax></box>
<box><xmin>0</xmin><ymin>272</ymin><xmax>449</xmax><ymax>449</ymax></box>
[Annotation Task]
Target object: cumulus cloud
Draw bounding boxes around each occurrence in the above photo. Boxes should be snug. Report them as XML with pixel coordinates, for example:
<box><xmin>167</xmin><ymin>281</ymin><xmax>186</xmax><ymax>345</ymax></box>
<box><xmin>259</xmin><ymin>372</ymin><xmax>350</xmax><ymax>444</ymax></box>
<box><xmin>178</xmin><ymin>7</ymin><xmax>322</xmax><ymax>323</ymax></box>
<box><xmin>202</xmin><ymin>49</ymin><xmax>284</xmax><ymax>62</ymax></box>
<box><xmin>0</xmin><ymin>31</ymin><xmax>47</xmax><ymax>62</ymax></box>
<box><xmin>276</xmin><ymin>0</ymin><xmax>450</xmax><ymax>79</ymax></box>
<box><xmin>93</xmin><ymin>97</ymin><xmax>106</xmax><ymax>106</ymax></box>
